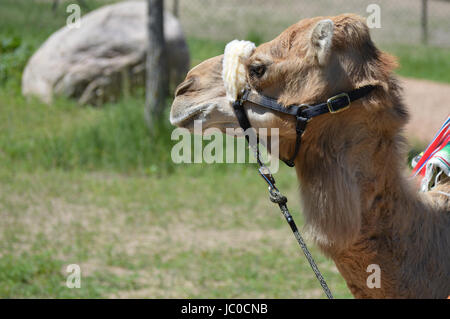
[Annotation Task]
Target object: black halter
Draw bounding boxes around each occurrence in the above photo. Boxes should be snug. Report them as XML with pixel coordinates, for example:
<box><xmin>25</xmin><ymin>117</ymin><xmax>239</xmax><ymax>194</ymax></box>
<box><xmin>232</xmin><ymin>85</ymin><xmax>376</xmax><ymax>167</ymax></box>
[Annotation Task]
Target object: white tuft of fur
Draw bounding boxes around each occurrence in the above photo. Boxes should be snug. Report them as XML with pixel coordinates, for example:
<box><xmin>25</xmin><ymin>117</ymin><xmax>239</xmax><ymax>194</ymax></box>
<box><xmin>222</xmin><ymin>40</ymin><xmax>256</xmax><ymax>102</ymax></box>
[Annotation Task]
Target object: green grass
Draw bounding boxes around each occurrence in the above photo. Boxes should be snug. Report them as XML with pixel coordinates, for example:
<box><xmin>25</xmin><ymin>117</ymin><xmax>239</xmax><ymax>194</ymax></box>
<box><xmin>383</xmin><ymin>44</ymin><xmax>450</xmax><ymax>83</ymax></box>
<box><xmin>0</xmin><ymin>0</ymin><xmax>110</xmax><ymax>46</ymax></box>
<box><xmin>0</xmin><ymin>167</ymin><xmax>350</xmax><ymax>298</ymax></box>
<box><xmin>0</xmin><ymin>92</ymin><xmax>176</xmax><ymax>173</ymax></box>
<box><xmin>0</xmin><ymin>0</ymin><xmax>448</xmax><ymax>299</ymax></box>
<box><xmin>187</xmin><ymin>38</ymin><xmax>227</xmax><ymax>66</ymax></box>
<box><xmin>0</xmin><ymin>251</ymin><xmax>142</xmax><ymax>298</ymax></box>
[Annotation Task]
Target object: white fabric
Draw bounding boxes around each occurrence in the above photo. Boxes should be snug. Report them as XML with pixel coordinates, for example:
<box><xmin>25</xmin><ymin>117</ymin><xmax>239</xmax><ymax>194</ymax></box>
<box><xmin>222</xmin><ymin>40</ymin><xmax>256</xmax><ymax>102</ymax></box>
<box><xmin>421</xmin><ymin>155</ymin><xmax>450</xmax><ymax>191</ymax></box>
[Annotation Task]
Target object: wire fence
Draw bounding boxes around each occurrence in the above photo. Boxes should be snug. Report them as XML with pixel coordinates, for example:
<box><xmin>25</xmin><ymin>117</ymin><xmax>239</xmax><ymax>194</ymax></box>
<box><xmin>171</xmin><ymin>0</ymin><xmax>450</xmax><ymax>47</ymax></box>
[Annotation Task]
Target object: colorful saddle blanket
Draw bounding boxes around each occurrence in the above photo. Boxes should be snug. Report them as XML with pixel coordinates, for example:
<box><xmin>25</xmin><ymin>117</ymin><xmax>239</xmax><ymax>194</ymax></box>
<box><xmin>412</xmin><ymin>116</ymin><xmax>450</xmax><ymax>192</ymax></box>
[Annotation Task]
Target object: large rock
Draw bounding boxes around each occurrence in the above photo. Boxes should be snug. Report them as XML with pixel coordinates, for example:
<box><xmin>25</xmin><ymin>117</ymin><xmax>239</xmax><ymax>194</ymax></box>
<box><xmin>22</xmin><ymin>1</ymin><xmax>190</xmax><ymax>105</ymax></box>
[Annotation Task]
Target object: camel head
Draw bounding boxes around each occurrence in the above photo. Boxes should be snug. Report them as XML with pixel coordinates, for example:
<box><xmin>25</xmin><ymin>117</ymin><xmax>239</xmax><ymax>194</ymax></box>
<box><xmin>170</xmin><ymin>14</ymin><xmax>406</xmax><ymax>164</ymax></box>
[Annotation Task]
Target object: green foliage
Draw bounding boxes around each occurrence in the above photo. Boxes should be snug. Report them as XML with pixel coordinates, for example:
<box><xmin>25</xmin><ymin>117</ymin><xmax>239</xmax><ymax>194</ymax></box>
<box><xmin>0</xmin><ymin>37</ymin><xmax>33</xmax><ymax>89</ymax></box>
<box><xmin>0</xmin><ymin>36</ymin><xmax>21</xmax><ymax>53</ymax></box>
<box><xmin>0</xmin><ymin>0</ymin><xmax>109</xmax><ymax>91</ymax></box>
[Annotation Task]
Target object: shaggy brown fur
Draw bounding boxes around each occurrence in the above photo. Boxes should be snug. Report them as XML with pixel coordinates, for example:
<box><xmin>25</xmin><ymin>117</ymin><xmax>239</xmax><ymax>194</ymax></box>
<box><xmin>170</xmin><ymin>14</ymin><xmax>450</xmax><ymax>298</ymax></box>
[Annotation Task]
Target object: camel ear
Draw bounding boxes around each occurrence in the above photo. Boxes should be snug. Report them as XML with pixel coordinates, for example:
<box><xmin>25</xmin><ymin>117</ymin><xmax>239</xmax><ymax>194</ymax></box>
<box><xmin>310</xmin><ymin>19</ymin><xmax>334</xmax><ymax>66</ymax></box>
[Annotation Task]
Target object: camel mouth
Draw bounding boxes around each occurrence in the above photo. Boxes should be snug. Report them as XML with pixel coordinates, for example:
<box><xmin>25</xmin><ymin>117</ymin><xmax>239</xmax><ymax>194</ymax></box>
<box><xmin>170</xmin><ymin>98</ymin><xmax>239</xmax><ymax>133</ymax></box>
<box><xmin>171</xmin><ymin>114</ymin><xmax>240</xmax><ymax>133</ymax></box>
<box><xmin>169</xmin><ymin>103</ymin><xmax>206</xmax><ymax>127</ymax></box>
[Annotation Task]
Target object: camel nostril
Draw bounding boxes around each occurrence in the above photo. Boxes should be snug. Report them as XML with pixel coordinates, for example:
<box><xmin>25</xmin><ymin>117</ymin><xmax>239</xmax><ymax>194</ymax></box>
<box><xmin>175</xmin><ymin>77</ymin><xmax>195</xmax><ymax>97</ymax></box>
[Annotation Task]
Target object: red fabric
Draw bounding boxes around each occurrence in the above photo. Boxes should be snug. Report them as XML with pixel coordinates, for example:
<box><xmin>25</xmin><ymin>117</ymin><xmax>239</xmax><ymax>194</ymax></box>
<box><xmin>413</xmin><ymin>116</ymin><xmax>450</xmax><ymax>177</ymax></box>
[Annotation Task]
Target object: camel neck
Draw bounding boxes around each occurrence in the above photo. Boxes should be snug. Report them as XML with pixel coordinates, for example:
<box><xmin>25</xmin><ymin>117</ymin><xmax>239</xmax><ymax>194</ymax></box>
<box><xmin>293</xmin><ymin>126</ymin><xmax>449</xmax><ymax>298</ymax></box>
<box><xmin>293</xmin><ymin>123</ymin><xmax>410</xmax><ymax>247</ymax></box>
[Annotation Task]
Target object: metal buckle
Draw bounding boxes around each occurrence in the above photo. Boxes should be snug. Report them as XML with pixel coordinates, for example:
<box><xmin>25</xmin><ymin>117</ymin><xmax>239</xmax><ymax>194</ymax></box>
<box><xmin>327</xmin><ymin>93</ymin><xmax>351</xmax><ymax>114</ymax></box>
<box><xmin>298</xmin><ymin>103</ymin><xmax>310</xmax><ymax>111</ymax></box>
<box><xmin>241</xmin><ymin>88</ymin><xmax>250</xmax><ymax>102</ymax></box>
<box><xmin>258</xmin><ymin>166</ymin><xmax>276</xmax><ymax>187</ymax></box>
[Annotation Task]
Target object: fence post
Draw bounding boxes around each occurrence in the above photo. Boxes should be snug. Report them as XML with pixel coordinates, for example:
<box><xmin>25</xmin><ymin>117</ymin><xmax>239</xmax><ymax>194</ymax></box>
<box><xmin>173</xmin><ymin>0</ymin><xmax>179</xmax><ymax>17</ymax></box>
<box><xmin>421</xmin><ymin>0</ymin><xmax>428</xmax><ymax>45</ymax></box>
<box><xmin>146</xmin><ymin>0</ymin><xmax>168</xmax><ymax>129</ymax></box>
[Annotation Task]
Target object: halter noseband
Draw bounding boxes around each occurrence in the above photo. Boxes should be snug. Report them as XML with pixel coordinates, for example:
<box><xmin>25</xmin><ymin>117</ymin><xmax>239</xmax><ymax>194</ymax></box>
<box><xmin>232</xmin><ymin>85</ymin><xmax>376</xmax><ymax>167</ymax></box>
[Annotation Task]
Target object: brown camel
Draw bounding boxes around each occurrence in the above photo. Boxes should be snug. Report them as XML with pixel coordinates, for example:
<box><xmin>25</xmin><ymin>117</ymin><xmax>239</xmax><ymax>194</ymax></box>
<box><xmin>170</xmin><ymin>14</ymin><xmax>450</xmax><ymax>298</ymax></box>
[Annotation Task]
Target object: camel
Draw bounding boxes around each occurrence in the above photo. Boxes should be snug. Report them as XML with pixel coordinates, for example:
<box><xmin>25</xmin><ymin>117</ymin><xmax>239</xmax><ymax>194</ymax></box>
<box><xmin>170</xmin><ymin>14</ymin><xmax>450</xmax><ymax>298</ymax></box>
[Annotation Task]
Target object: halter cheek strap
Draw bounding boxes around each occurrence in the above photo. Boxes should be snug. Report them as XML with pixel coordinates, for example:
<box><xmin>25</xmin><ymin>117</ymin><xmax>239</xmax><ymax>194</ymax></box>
<box><xmin>232</xmin><ymin>85</ymin><xmax>376</xmax><ymax>167</ymax></box>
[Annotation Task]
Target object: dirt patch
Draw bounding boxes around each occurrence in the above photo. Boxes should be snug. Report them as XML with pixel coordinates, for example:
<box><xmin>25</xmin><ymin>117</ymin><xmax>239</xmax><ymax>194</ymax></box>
<box><xmin>401</xmin><ymin>77</ymin><xmax>450</xmax><ymax>145</ymax></box>
<box><xmin>122</xmin><ymin>225</ymin><xmax>293</xmax><ymax>256</ymax></box>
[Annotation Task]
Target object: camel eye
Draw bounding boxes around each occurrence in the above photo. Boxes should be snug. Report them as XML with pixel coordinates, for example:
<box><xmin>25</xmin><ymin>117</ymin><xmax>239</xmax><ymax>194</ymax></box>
<box><xmin>249</xmin><ymin>64</ymin><xmax>266</xmax><ymax>78</ymax></box>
